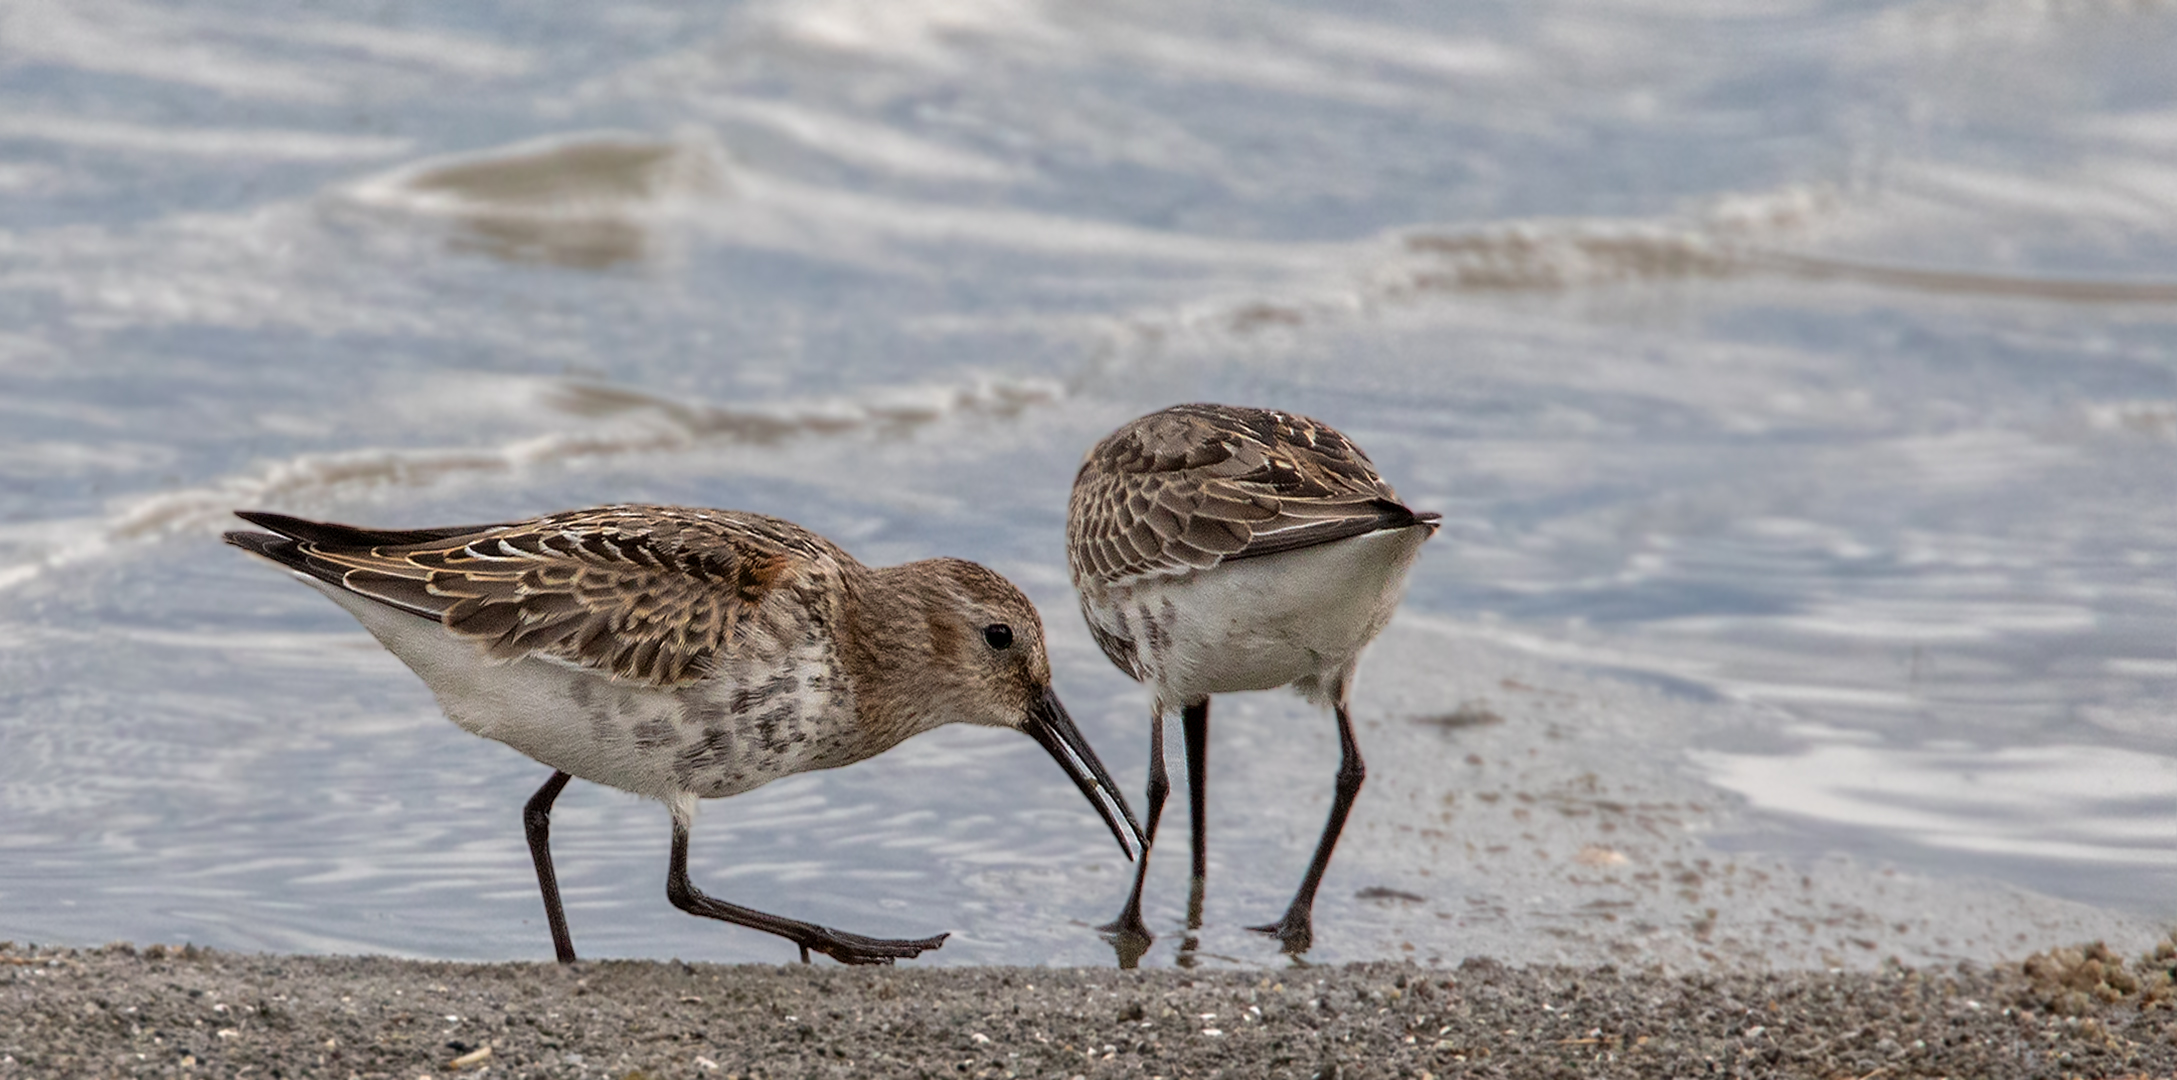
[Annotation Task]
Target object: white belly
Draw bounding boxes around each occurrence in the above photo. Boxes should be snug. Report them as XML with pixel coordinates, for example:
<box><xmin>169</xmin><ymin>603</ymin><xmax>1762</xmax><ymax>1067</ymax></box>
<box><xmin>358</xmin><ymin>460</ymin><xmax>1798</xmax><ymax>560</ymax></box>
<box><xmin>1090</xmin><ymin>524</ymin><xmax>1431</xmax><ymax>707</ymax></box>
<box><xmin>302</xmin><ymin>578</ymin><xmax>845</xmax><ymax>806</ymax></box>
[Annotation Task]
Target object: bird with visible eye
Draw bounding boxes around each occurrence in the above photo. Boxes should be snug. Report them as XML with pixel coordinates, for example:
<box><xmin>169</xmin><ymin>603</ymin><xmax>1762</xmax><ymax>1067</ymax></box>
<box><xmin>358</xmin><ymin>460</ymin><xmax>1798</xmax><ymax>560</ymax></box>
<box><xmin>225</xmin><ymin>504</ymin><xmax>1143</xmax><ymax>966</ymax></box>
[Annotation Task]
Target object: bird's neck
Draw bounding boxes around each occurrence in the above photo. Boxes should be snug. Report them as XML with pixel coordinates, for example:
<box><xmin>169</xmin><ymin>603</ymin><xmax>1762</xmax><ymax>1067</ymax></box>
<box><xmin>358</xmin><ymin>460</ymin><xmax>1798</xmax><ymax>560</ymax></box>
<box><xmin>835</xmin><ymin>563</ymin><xmax>965</xmax><ymax>747</ymax></box>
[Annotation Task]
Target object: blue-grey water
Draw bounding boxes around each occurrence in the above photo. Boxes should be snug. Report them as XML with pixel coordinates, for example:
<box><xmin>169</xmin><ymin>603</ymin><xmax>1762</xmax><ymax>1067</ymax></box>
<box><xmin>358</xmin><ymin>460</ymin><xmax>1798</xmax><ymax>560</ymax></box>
<box><xmin>2</xmin><ymin>0</ymin><xmax>2175</xmax><ymax>970</ymax></box>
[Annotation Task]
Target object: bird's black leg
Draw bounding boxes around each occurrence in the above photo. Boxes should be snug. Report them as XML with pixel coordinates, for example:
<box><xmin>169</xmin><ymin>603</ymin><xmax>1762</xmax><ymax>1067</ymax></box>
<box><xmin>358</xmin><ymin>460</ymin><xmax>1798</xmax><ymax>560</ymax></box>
<box><xmin>1180</xmin><ymin>699</ymin><xmax>1211</xmax><ymax>929</ymax></box>
<box><xmin>665</xmin><ymin>820</ymin><xmax>946</xmax><ymax>965</ymax></box>
<box><xmin>1101</xmin><ymin>710</ymin><xmax>1168</xmax><ymax>967</ymax></box>
<box><xmin>523</xmin><ymin>769</ymin><xmax>578</xmax><ymax>964</ymax></box>
<box><xmin>1248</xmin><ymin>703</ymin><xmax>1366</xmax><ymax>954</ymax></box>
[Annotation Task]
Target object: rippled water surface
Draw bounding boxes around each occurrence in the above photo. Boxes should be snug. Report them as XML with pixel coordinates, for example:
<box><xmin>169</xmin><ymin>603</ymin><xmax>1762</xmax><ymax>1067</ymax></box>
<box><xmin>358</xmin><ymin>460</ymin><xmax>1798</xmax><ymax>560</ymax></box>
<box><xmin>3</xmin><ymin>0</ymin><xmax>2175</xmax><ymax>968</ymax></box>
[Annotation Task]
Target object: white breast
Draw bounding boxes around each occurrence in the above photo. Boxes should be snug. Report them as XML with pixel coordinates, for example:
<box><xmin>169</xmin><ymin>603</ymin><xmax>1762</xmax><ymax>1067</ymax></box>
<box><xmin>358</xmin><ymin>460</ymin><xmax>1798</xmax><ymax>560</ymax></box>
<box><xmin>1089</xmin><ymin>523</ymin><xmax>1431</xmax><ymax>708</ymax></box>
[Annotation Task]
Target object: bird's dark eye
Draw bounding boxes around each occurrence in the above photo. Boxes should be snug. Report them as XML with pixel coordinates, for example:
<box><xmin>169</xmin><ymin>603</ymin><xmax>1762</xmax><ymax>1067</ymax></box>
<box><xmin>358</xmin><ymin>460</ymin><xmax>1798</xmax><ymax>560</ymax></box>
<box><xmin>982</xmin><ymin>623</ymin><xmax>1014</xmax><ymax>651</ymax></box>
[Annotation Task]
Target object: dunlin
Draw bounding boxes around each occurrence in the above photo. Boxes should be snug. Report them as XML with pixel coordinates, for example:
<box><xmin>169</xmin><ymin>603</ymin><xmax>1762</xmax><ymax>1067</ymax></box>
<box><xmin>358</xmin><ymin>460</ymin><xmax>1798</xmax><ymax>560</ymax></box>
<box><xmin>226</xmin><ymin>505</ymin><xmax>1142</xmax><ymax>965</ymax></box>
<box><xmin>1068</xmin><ymin>404</ymin><xmax>1438</xmax><ymax>956</ymax></box>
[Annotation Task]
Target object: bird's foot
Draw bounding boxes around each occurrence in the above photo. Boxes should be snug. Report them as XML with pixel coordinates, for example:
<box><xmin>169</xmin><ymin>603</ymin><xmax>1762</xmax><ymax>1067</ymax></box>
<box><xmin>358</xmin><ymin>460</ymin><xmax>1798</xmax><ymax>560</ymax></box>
<box><xmin>796</xmin><ymin>927</ymin><xmax>948</xmax><ymax>966</ymax></box>
<box><xmin>1175</xmin><ymin>932</ymin><xmax>1203</xmax><ymax>970</ymax></box>
<box><xmin>1245</xmin><ymin>910</ymin><xmax>1314</xmax><ymax>955</ymax></box>
<box><xmin>1099</xmin><ymin>904</ymin><xmax>1155</xmax><ymax>969</ymax></box>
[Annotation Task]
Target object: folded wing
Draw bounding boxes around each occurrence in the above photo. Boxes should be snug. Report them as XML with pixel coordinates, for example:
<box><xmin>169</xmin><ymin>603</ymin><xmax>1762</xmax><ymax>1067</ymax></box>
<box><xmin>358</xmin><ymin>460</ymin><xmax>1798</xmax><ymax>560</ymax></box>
<box><xmin>1068</xmin><ymin>404</ymin><xmax>1437</xmax><ymax>586</ymax></box>
<box><xmin>226</xmin><ymin>507</ymin><xmax>831</xmax><ymax>686</ymax></box>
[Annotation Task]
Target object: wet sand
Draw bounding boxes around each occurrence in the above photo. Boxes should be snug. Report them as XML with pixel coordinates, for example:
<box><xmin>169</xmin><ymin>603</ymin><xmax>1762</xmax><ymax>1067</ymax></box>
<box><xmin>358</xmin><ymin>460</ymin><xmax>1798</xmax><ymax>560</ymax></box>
<box><xmin>6</xmin><ymin>939</ymin><xmax>2174</xmax><ymax>1079</ymax></box>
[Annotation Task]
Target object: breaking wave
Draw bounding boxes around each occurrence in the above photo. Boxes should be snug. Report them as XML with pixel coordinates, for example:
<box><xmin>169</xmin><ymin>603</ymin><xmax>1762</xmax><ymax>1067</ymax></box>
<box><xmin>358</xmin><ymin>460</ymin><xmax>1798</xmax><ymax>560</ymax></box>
<box><xmin>1113</xmin><ymin>185</ymin><xmax>2177</xmax><ymax>346</ymax></box>
<box><xmin>334</xmin><ymin>130</ymin><xmax>735</xmax><ymax>269</ymax></box>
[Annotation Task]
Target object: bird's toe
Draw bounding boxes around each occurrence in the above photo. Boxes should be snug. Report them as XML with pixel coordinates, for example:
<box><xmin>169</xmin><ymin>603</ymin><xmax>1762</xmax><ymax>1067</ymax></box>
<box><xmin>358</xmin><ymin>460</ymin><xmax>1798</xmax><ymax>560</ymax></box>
<box><xmin>808</xmin><ymin>928</ymin><xmax>949</xmax><ymax>965</ymax></box>
<box><xmin>1246</xmin><ymin>914</ymin><xmax>1314</xmax><ymax>955</ymax></box>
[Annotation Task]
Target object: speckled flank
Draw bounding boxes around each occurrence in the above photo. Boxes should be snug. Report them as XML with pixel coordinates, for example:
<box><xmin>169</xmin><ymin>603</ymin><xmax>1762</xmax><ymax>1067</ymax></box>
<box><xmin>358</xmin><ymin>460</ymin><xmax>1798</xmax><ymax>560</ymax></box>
<box><xmin>670</xmin><ymin>645</ymin><xmax>857</xmax><ymax>797</ymax></box>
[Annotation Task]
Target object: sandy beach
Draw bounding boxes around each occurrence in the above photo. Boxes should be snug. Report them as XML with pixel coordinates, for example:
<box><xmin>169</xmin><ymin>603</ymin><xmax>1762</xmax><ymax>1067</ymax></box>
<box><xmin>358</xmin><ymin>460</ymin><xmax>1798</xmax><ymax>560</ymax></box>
<box><xmin>6</xmin><ymin>938</ymin><xmax>2174</xmax><ymax>1079</ymax></box>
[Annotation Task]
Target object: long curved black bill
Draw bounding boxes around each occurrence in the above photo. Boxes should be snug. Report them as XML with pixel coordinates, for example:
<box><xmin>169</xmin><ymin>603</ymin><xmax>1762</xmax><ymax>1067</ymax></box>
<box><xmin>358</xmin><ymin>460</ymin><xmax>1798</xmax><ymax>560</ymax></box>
<box><xmin>1026</xmin><ymin>688</ymin><xmax>1145</xmax><ymax>862</ymax></box>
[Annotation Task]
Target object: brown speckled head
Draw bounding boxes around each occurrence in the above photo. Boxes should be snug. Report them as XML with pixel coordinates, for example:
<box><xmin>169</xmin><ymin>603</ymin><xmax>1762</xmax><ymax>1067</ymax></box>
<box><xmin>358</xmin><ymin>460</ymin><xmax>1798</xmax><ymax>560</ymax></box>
<box><xmin>839</xmin><ymin>558</ymin><xmax>1053</xmax><ymax>734</ymax></box>
<box><xmin>840</xmin><ymin>557</ymin><xmax>1139</xmax><ymax>858</ymax></box>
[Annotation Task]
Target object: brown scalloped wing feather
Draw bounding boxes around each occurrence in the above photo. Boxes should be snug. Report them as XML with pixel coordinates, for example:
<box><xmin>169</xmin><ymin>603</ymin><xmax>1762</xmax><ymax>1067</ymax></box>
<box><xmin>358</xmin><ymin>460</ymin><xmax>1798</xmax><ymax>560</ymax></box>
<box><xmin>294</xmin><ymin>507</ymin><xmax>831</xmax><ymax>686</ymax></box>
<box><xmin>1068</xmin><ymin>404</ymin><xmax>1408</xmax><ymax>585</ymax></box>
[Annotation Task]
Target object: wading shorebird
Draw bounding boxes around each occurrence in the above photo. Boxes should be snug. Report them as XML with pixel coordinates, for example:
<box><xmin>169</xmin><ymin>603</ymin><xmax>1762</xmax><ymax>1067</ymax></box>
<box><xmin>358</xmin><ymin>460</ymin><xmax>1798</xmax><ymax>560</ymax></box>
<box><xmin>1068</xmin><ymin>404</ymin><xmax>1438</xmax><ymax>957</ymax></box>
<box><xmin>226</xmin><ymin>505</ymin><xmax>1141</xmax><ymax>966</ymax></box>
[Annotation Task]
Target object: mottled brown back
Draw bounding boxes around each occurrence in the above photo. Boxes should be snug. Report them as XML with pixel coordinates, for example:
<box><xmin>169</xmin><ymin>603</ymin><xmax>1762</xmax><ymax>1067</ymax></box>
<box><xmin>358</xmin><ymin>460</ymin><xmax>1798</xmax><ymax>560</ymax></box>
<box><xmin>1067</xmin><ymin>403</ymin><xmax>1427</xmax><ymax>588</ymax></box>
<box><xmin>234</xmin><ymin>506</ymin><xmax>853</xmax><ymax>686</ymax></box>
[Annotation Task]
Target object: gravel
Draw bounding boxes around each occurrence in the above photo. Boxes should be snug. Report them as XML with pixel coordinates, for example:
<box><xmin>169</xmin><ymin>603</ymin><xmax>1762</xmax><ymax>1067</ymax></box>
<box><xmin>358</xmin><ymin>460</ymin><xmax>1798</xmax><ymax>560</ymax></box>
<box><xmin>6</xmin><ymin>937</ymin><xmax>2176</xmax><ymax>1079</ymax></box>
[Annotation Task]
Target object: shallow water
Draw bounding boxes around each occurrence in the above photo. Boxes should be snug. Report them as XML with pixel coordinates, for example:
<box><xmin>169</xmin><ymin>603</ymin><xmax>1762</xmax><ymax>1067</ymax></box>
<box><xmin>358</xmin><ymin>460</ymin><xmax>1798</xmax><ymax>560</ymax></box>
<box><xmin>2</xmin><ymin>0</ymin><xmax>2174</xmax><ymax>968</ymax></box>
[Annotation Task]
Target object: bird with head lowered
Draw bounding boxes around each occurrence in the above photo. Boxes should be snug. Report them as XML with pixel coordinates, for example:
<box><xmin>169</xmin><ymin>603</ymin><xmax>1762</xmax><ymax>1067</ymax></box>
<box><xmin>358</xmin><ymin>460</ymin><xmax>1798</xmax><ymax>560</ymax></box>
<box><xmin>227</xmin><ymin>504</ymin><xmax>1142</xmax><ymax>965</ymax></box>
<box><xmin>1068</xmin><ymin>403</ymin><xmax>1438</xmax><ymax>960</ymax></box>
